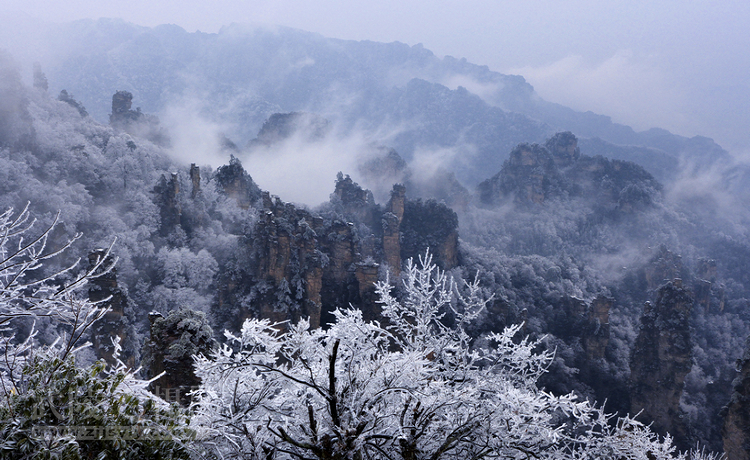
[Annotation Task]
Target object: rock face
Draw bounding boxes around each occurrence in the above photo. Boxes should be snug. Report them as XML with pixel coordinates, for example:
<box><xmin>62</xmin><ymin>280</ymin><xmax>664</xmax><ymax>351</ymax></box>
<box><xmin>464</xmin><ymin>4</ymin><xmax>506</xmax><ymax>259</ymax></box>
<box><xmin>540</xmin><ymin>294</ymin><xmax>612</xmax><ymax>390</ymax></box>
<box><xmin>87</xmin><ymin>250</ymin><xmax>130</xmax><ymax>365</ymax></box>
<box><xmin>630</xmin><ymin>280</ymin><xmax>693</xmax><ymax>450</ymax></box>
<box><xmin>383</xmin><ymin>184</ymin><xmax>406</xmax><ymax>276</ymax></box>
<box><xmin>477</xmin><ymin>142</ymin><xmax>559</xmax><ymax>205</ymax></box>
<box><xmin>694</xmin><ymin>258</ymin><xmax>725</xmax><ymax>313</ymax></box>
<box><xmin>214</xmin><ymin>155</ymin><xmax>262</xmax><ymax>209</ymax></box>
<box><xmin>333</xmin><ymin>172</ymin><xmax>379</xmax><ymax>230</ymax></box>
<box><xmin>108</xmin><ymin>90</ymin><xmax>169</xmax><ymax>145</ymax></box>
<box><xmin>109</xmin><ymin>90</ymin><xmax>142</xmax><ymax>128</ymax></box>
<box><xmin>143</xmin><ymin>308</ymin><xmax>214</xmax><ymax>406</ymax></box>
<box><xmin>248</xmin><ymin>112</ymin><xmax>331</xmax><ymax>148</ymax></box>
<box><xmin>251</xmin><ymin>192</ymin><xmax>328</xmax><ymax>327</ymax></box>
<box><xmin>152</xmin><ymin>172</ymin><xmax>181</xmax><ymax>237</ymax></box>
<box><xmin>196</xmin><ymin>162</ymin><xmax>460</xmax><ymax>331</ymax></box>
<box><xmin>477</xmin><ymin>132</ymin><xmax>662</xmax><ymax>212</ymax></box>
<box><xmin>189</xmin><ymin>163</ymin><xmax>201</xmax><ymax>198</ymax></box>
<box><xmin>583</xmin><ymin>294</ymin><xmax>612</xmax><ymax>361</ymax></box>
<box><xmin>723</xmin><ymin>336</ymin><xmax>750</xmax><ymax>459</ymax></box>
<box><xmin>400</xmin><ymin>198</ymin><xmax>459</xmax><ymax>269</ymax></box>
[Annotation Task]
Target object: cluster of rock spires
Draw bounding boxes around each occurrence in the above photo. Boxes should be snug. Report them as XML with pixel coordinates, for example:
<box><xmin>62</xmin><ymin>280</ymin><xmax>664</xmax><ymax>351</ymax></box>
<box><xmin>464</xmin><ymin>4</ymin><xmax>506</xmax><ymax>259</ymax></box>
<box><xmin>129</xmin><ymin>153</ymin><xmax>459</xmax><ymax>402</ymax></box>
<box><xmin>478</xmin><ymin>131</ymin><xmax>661</xmax><ymax>213</ymax></box>
<box><xmin>81</xmin><ymin>94</ymin><xmax>750</xmax><ymax>454</ymax></box>
<box><xmin>94</xmin><ymin>184</ymin><xmax>746</xmax><ymax>451</ymax></box>
<box><xmin>210</xmin><ymin>164</ymin><xmax>458</xmax><ymax>330</ymax></box>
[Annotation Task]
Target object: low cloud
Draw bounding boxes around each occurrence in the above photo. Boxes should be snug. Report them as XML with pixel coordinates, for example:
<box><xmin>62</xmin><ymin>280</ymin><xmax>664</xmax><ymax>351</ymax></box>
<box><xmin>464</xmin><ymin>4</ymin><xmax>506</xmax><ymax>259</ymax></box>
<box><xmin>666</xmin><ymin>154</ymin><xmax>750</xmax><ymax>232</ymax></box>
<box><xmin>160</xmin><ymin>98</ymin><xmax>231</xmax><ymax>167</ymax></box>
<box><xmin>240</xmin><ymin>129</ymin><xmax>374</xmax><ymax>207</ymax></box>
<box><xmin>439</xmin><ymin>74</ymin><xmax>503</xmax><ymax>103</ymax></box>
<box><xmin>161</xmin><ymin>103</ymin><xmax>375</xmax><ymax>208</ymax></box>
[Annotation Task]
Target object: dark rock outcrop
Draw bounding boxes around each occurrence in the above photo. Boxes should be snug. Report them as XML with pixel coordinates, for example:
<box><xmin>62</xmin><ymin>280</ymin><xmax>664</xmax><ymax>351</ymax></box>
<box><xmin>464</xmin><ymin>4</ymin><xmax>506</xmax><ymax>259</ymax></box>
<box><xmin>214</xmin><ymin>155</ymin><xmax>262</xmax><ymax>209</ymax></box>
<box><xmin>400</xmin><ymin>198</ymin><xmax>459</xmax><ymax>269</ymax></box>
<box><xmin>208</xmin><ymin>171</ymin><xmax>460</xmax><ymax>331</ymax></box>
<box><xmin>583</xmin><ymin>294</ymin><xmax>612</xmax><ymax>361</ymax></box>
<box><xmin>630</xmin><ymin>280</ymin><xmax>693</xmax><ymax>450</ymax></box>
<box><xmin>109</xmin><ymin>90</ymin><xmax>142</xmax><ymax>127</ymax></box>
<box><xmin>477</xmin><ymin>132</ymin><xmax>661</xmax><ymax>213</ymax></box>
<box><xmin>189</xmin><ymin>163</ymin><xmax>201</xmax><ymax>198</ymax></box>
<box><xmin>152</xmin><ymin>172</ymin><xmax>181</xmax><ymax>237</ymax></box>
<box><xmin>546</xmin><ymin>131</ymin><xmax>580</xmax><ymax>167</ymax></box>
<box><xmin>57</xmin><ymin>90</ymin><xmax>88</xmax><ymax>117</ymax></box>
<box><xmin>108</xmin><ymin>90</ymin><xmax>169</xmax><ymax>145</ymax></box>
<box><xmin>383</xmin><ymin>184</ymin><xmax>406</xmax><ymax>276</ymax></box>
<box><xmin>248</xmin><ymin>112</ymin><xmax>331</xmax><ymax>148</ymax></box>
<box><xmin>333</xmin><ymin>172</ymin><xmax>378</xmax><ymax>230</ymax></box>
<box><xmin>694</xmin><ymin>258</ymin><xmax>725</xmax><ymax>313</ymax></box>
<box><xmin>251</xmin><ymin>193</ymin><xmax>327</xmax><ymax>327</ymax></box>
<box><xmin>477</xmin><ymin>142</ymin><xmax>561</xmax><ymax>205</ymax></box>
<box><xmin>142</xmin><ymin>308</ymin><xmax>214</xmax><ymax>406</ymax></box>
<box><xmin>537</xmin><ymin>293</ymin><xmax>616</xmax><ymax>409</ymax></box>
<box><xmin>87</xmin><ymin>250</ymin><xmax>131</xmax><ymax>365</ymax></box>
<box><xmin>545</xmin><ymin>294</ymin><xmax>611</xmax><ymax>362</ymax></box>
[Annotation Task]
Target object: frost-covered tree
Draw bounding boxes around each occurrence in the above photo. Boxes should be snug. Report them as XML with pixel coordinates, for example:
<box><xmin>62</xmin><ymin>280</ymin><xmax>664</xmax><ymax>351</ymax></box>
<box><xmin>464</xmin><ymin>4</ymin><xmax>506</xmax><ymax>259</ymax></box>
<box><xmin>0</xmin><ymin>206</ymin><xmax>192</xmax><ymax>459</ymax></box>
<box><xmin>0</xmin><ymin>204</ymin><xmax>109</xmax><ymax>355</ymax></box>
<box><xmin>0</xmin><ymin>341</ymin><xmax>193</xmax><ymax>459</ymax></box>
<box><xmin>191</xmin><ymin>250</ymin><xmax>719</xmax><ymax>459</ymax></box>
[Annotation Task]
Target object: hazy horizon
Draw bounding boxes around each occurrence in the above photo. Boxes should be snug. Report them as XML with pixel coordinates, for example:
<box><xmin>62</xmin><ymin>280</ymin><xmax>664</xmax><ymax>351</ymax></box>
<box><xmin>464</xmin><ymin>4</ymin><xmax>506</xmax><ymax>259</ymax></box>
<box><xmin>2</xmin><ymin>1</ymin><xmax>748</xmax><ymax>154</ymax></box>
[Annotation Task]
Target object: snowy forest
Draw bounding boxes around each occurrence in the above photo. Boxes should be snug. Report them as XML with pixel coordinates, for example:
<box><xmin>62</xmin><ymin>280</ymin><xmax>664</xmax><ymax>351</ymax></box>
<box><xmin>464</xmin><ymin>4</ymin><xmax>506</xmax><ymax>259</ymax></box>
<box><xmin>2</xmin><ymin>19</ymin><xmax>750</xmax><ymax>459</ymax></box>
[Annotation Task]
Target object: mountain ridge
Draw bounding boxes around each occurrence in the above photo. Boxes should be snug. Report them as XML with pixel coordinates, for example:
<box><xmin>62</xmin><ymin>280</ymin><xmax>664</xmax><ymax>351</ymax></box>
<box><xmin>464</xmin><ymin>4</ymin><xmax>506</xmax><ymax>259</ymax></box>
<box><xmin>0</xmin><ymin>16</ymin><xmax>730</xmax><ymax>187</ymax></box>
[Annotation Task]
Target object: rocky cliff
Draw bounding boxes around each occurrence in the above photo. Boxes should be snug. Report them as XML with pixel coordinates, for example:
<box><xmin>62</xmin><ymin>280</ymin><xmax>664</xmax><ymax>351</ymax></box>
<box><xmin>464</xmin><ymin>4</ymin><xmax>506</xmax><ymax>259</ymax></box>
<box><xmin>108</xmin><ymin>90</ymin><xmax>168</xmax><ymax>145</ymax></box>
<box><xmin>214</xmin><ymin>155</ymin><xmax>262</xmax><ymax>210</ymax></box>
<box><xmin>168</xmin><ymin>158</ymin><xmax>463</xmax><ymax>331</ymax></box>
<box><xmin>87</xmin><ymin>250</ymin><xmax>135</xmax><ymax>367</ymax></box>
<box><xmin>723</xmin><ymin>336</ymin><xmax>750</xmax><ymax>459</ymax></box>
<box><xmin>248</xmin><ymin>112</ymin><xmax>331</xmax><ymax>148</ymax></box>
<box><xmin>583</xmin><ymin>294</ymin><xmax>612</xmax><ymax>361</ymax></box>
<box><xmin>630</xmin><ymin>280</ymin><xmax>693</xmax><ymax>450</ymax></box>
<box><xmin>250</xmin><ymin>192</ymin><xmax>328</xmax><ymax>327</ymax></box>
<box><xmin>143</xmin><ymin>308</ymin><xmax>215</xmax><ymax>406</ymax></box>
<box><xmin>477</xmin><ymin>132</ymin><xmax>662</xmax><ymax>213</ymax></box>
<box><xmin>152</xmin><ymin>172</ymin><xmax>181</xmax><ymax>237</ymax></box>
<box><xmin>477</xmin><ymin>142</ymin><xmax>560</xmax><ymax>205</ymax></box>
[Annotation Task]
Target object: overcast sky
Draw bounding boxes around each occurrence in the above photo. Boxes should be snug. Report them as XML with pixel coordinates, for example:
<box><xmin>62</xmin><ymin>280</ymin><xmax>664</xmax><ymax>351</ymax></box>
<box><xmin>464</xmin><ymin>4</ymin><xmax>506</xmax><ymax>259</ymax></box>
<box><xmin>2</xmin><ymin>0</ymin><xmax>749</xmax><ymax>153</ymax></box>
